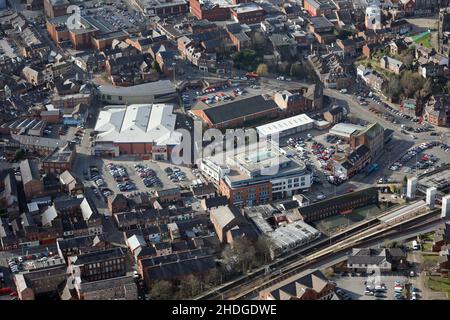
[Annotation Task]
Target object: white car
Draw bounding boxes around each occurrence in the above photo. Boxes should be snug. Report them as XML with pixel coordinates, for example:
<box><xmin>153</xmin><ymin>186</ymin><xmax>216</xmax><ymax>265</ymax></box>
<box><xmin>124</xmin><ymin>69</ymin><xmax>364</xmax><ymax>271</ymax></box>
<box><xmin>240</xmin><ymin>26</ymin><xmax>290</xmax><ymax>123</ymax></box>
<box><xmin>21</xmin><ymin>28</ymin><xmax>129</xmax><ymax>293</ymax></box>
<box><xmin>316</xmin><ymin>193</ymin><xmax>326</xmax><ymax>200</ymax></box>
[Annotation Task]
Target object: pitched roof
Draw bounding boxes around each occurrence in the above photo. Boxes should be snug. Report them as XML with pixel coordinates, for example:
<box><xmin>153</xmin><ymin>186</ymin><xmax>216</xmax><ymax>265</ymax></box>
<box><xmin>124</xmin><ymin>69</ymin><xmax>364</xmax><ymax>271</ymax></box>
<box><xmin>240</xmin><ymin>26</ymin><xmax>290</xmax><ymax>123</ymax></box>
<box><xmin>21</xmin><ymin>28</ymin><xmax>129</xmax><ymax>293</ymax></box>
<box><xmin>203</xmin><ymin>196</ymin><xmax>228</xmax><ymax>209</ymax></box>
<box><xmin>202</xmin><ymin>95</ymin><xmax>279</xmax><ymax>125</ymax></box>
<box><xmin>19</xmin><ymin>159</ymin><xmax>40</xmax><ymax>185</ymax></box>
<box><xmin>210</xmin><ymin>205</ymin><xmax>243</xmax><ymax>229</ymax></box>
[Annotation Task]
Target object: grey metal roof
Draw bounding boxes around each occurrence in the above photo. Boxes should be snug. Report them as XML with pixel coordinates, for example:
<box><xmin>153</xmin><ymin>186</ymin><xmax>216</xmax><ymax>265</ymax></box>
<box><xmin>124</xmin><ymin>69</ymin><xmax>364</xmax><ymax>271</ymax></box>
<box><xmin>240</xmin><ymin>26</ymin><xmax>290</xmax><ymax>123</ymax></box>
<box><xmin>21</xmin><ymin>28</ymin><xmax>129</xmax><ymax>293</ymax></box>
<box><xmin>19</xmin><ymin>159</ymin><xmax>40</xmax><ymax>185</ymax></box>
<box><xmin>203</xmin><ymin>95</ymin><xmax>279</xmax><ymax>125</ymax></box>
<box><xmin>98</xmin><ymin>80</ymin><xmax>175</xmax><ymax>97</ymax></box>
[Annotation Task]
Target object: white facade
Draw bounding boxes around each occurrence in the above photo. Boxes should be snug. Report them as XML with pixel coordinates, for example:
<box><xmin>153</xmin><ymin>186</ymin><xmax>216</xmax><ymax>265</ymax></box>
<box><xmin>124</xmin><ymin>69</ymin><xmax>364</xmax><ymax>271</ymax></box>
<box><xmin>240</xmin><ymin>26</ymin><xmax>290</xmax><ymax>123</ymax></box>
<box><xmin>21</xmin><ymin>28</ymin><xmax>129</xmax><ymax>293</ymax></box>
<box><xmin>271</xmin><ymin>172</ymin><xmax>313</xmax><ymax>197</ymax></box>
<box><xmin>200</xmin><ymin>158</ymin><xmax>230</xmax><ymax>183</ymax></box>
<box><xmin>426</xmin><ymin>187</ymin><xmax>437</xmax><ymax>209</ymax></box>
<box><xmin>256</xmin><ymin>114</ymin><xmax>315</xmax><ymax>139</ymax></box>
<box><xmin>406</xmin><ymin>177</ymin><xmax>418</xmax><ymax>200</ymax></box>
<box><xmin>365</xmin><ymin>4</ymin><xmax>382</xmax><ymax>30</ymax></box>
<box><xmin>442</xmin><ymin>195</ymin><xmax>450</xmax><ymax>219</ymax></box>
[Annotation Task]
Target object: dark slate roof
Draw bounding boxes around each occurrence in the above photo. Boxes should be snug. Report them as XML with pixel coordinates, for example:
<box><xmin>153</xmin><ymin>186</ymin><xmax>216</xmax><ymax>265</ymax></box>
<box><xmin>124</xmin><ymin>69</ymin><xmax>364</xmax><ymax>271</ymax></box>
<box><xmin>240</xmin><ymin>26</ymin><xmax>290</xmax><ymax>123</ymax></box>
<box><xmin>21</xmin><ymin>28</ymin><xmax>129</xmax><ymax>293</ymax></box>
<box><xmin>54</xmin><ymin>196</ymin><xmax>83</xmax><ymax>211</ymax></box>
<box><xmin>310</xmin><ymin>16</ymin><xmax>334</xmax><ymax>29</ymax></box>
<box><xmin>269</xmin><ymin>270</ymin><xmax>330</xmax><ymax>299</ymax></box>
<box><xmin>226</xmin><ymin>23</ymin><xmax>242</xmax><ymax>34</ymax></box>
<box><xmin>328</xmin><ymin>105</ymin><xmax>343</xmax><ymax>115</ymax></box>
<box><xmin>347</xmin><ymin>145</ymin><xmax>370</xmax><ymax>165</ymax></box>
<box><xmin>280</xmin><ymin>200</ymin><xmax>299</xmax><ymax>210</ymax></box>
<box><xmin>72</xmin><ymin>247</ymin><xmax>124</xmax><ymax>265</ymax></box>
<box><xmin>140</xmin><ymin>248</ymin><xmax>211</xmax><ymax>268</ymax></box>
<box><xmin>228</xmin><ymin>224</ymin><xmax>258</xmax><ymax>241</ymax></box>
<box><xmin>154</xmin><ymin>241</ymin><xmax>171</xmax><ymax>250</ymax></box>
<box><xmin>348</xmin><ymin>248</ymin><xmax>387</xmax><ymax>265</ymax></box>
<box><xmin>192</xmin><ymin>183</ymin><xmax>216</xmax><ymax>197</ymax></box>
<box><xmin>57</xmin><ymin>234</ymin><xmax>99</xmax><ymax>250</ymax></box>
<box><xmin>144</xmin><ymin>255</ymin><xmax>216</xmax><ymax>281</ymax></box>
<box><xmin>297</xmin><ymin>187</ymin><xmax>378</xmax><ymax>218</ymax></box>
<box><xmin>203</xmin><ymin>95</ymin><xmax>279</xmax><ymax>125</ymax></box>
<box><xmin>172</xmin><ymin>240</ymin><xmax>189</xmax><ymax>252</ymax></box>
<box><xmin>203</xmin><ymin>196</ymin><xmax>229</xmax><ymax>209</ymax></box>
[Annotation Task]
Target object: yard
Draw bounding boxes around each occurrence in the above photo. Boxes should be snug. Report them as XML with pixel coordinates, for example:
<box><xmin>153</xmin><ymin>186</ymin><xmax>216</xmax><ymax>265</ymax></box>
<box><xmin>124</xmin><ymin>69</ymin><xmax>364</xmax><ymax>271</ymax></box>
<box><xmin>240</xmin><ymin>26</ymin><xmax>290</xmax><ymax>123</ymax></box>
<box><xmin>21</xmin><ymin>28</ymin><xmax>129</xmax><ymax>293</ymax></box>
<box><xmin>427</xmin><ymin>276</ymin><xmax>450</xmax><ymax>299</ymax></box>
<box><xmin>411</xmin><ymin>31</ymin><xmax>432</xmax><ymax>49</ymax></box>
<box><xmin>422</xmin><ymin>242</ymin><xmax>433</xmax><ymax>252</ymax></box>
<box><xmin>356</xmin><ymin>57</ymin><xmax>394</xmax><ymax>79</ymax></box>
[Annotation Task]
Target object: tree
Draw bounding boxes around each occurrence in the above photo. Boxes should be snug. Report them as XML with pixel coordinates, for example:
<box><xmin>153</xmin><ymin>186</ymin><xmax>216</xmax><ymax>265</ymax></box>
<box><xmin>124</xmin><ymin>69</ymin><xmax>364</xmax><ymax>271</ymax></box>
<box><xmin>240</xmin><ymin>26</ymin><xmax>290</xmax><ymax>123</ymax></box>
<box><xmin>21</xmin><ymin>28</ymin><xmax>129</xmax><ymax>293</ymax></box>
<box><xmin>277</xmin><ymin>61</ymin><xmax>290</xmax><ymax>75</ymax></box>
<box><xmin>251</xmin><ymin>32</ymin><xmax>266</xmax><ymax>50</ymax></box>
<box><xmin>149</xmin><ymin>280</ymin><xmax>174</xmax><ymax>300</ymax></box>
<box><xmin>256</xmin><ymin>63</ymin><xmax>269</xmax><ymax>77</ymax></box>
<box><xmin>389</xmin><ymin>184</ymin><xmax>396</xmax><ymax>194</ymax></box>
<box><xmin>384</xmin><ymin>75</ymin><xmax>401</xmax><ymax>99</ymax></box>
<box><xmin>290</xmin><ymin>62</ymin><xmax>303</xmax><ymax>78</ymax></box>
<box><xmin>254</xmin><ymin>236</ymin><xmax>272</xmax><ymax>265</ymax></box>
<box><xmin>179</xmin><ymin>275</ymin><xmax>202</xmax><ymax>299</ymax></box>
<box><xmin>418</xmin><ymin>79</ymin><xmax>432</xmax><ymax>99</ymax></box>
<box><xmin>14</xmin><ymin>149</ymin><xmax>24</xmax><ymax>161</ymax></box>
<box><xmin>222</xmin><ymin>237</ymin><xmax>256</xmax><ymax>274</ymax></box>
<box><xmin>400</xmin><ymin>71</ymin><xmax>425</xmax><ymax>98</ymax></box>
<box><xmin>152</xmin><ymin>61</ymin><xmax>161</xmax><ymax>73</ymax></box>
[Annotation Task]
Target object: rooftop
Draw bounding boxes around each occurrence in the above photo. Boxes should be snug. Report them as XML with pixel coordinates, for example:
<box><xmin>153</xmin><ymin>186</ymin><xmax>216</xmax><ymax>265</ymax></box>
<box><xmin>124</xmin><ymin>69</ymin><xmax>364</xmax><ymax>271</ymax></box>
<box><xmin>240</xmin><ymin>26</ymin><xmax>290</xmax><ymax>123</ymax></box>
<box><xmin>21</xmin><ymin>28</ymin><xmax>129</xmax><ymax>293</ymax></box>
<box><xmin>202</xmin><ymin>95</ymin><xmax>279</xmax><ymax>125</ymax></box>
<box><xmin>95</xmin><ymin>104</ymin><xmax>181</xmax><ymax>146</ymax></box>
<box><xmin>256</xmin><ymin>114</ymin><xmax>315</xmax><ymax>137</ymax></box>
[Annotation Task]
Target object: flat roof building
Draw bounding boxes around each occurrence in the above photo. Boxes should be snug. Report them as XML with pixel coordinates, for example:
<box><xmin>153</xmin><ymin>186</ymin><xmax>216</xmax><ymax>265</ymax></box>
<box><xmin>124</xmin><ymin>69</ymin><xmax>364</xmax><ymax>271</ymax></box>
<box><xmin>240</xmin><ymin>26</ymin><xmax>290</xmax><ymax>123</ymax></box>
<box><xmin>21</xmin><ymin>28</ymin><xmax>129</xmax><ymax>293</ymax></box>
<box><xmin>329</xmin><ymin>123</ymin><xmax>366</xmax><ymax>139</ymax></box>
<box><xmin>97</xmin><ymin>80</ymin><xmax>177</xmax><ymax>105</ymax></box>
<box><xmin>256</xmin><ymin>114</ymin><xmax>315</xmax><ymax>139</ymax></box>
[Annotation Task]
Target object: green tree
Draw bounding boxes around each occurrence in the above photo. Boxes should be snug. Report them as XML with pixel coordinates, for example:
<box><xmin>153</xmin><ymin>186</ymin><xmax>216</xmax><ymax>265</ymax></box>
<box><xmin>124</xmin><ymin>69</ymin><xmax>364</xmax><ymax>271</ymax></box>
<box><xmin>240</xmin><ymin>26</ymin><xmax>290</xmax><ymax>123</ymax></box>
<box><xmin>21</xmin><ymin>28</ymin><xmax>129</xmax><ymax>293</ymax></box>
<box><xmin>290</xmin><ymin>62</ymin><xmax>303</xmax><ymax>78</ymax></box>
<box><xmin>152</xmin><ymin>60</ymin><xmax>161</xmax><ymax>73</ymax></box>
<box><xmin>389</xmin><ymin>184</ymin><xmax>396</xmax><ymax>194</ymax></box>
<box><xmin>14</xmin><ymin>149</ymin><xmax>24</xmax><ymax>161</ymax></box>
<box><xmin>256</xmin><ymin>63</ymin><xmax>269</xmax><ymax>77</ymax></box>
<box><xmin>149</xmin><ymin>280</ymin><xmax>174</xmax><ymax>300</ymax></box>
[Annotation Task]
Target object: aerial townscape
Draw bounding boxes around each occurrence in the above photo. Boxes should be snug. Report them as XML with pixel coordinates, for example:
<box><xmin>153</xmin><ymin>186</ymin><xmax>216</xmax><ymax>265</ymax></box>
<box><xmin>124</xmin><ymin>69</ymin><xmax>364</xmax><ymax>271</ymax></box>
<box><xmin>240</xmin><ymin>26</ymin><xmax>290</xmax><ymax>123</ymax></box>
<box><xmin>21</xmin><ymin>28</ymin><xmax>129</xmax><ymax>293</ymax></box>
<box><xmin>0</xmin><ymin>0</ymin><xmax>449</xmax><ymax>303</ymax></box>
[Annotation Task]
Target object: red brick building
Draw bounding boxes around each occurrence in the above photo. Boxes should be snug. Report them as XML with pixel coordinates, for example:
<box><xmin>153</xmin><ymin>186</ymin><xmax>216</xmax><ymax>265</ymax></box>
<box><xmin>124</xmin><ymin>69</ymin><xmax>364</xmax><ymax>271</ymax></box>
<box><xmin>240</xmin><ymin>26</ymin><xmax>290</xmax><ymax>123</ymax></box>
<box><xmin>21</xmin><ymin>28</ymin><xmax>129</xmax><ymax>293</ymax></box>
<box><xmin>303</xmin><ymin>0</ymin><xmax>335</xmax><ymax>17</ymax></box>
<box><xmin>219</xmin><ymin>179</ymin><xmax>272</xmax><ymax>207</ymax></box>
<box><xmin>189</xmin><ymin>0</ymin><xmax>231</xmax><ymax>21</ymax></box>
<box><xmin>230</xmin><ymin>4</ymin><xmax>265</xmax><ymax>24</ymax></box>
<box><xmin>192</xmin><ymin>95</ymin><xmax>280</xmax><ymax>129</ymax></box>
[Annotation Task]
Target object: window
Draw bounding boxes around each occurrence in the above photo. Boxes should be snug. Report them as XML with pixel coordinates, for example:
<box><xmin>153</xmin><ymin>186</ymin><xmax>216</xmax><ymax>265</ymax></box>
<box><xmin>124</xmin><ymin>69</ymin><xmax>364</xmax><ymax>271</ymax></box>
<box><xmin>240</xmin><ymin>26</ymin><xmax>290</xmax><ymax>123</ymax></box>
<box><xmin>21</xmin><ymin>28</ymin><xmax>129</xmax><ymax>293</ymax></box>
<box><xmin>119</xmin><ymin>96</ymin><xmax>123</xmax><ymax>101</ymax></box>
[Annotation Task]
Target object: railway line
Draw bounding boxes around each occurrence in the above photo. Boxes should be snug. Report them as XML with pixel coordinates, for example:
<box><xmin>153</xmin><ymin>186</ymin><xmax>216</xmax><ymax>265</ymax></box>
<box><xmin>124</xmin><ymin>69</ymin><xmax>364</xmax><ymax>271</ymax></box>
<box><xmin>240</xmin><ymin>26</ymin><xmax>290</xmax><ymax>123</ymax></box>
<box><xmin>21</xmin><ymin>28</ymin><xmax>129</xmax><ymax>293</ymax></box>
<box><xmin>195</xmin><ymin>201</ymin><xmax>441</xmax><ymax>300</ymax></box>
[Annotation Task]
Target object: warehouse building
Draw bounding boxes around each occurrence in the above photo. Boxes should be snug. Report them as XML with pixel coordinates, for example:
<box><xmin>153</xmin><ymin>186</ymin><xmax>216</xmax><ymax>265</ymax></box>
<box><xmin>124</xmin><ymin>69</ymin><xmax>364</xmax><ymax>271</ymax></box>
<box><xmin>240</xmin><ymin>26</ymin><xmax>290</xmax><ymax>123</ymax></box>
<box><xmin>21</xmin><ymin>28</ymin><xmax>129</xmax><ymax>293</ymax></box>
<box><xmin>256</xmin><ymin>113</ymin><xmax>315</xmax><ymax>140</ymax></box>
<box><xmin>93</xmin><ymin>104</ymin><xmax>181</xmax><ymax>159</ymax></box>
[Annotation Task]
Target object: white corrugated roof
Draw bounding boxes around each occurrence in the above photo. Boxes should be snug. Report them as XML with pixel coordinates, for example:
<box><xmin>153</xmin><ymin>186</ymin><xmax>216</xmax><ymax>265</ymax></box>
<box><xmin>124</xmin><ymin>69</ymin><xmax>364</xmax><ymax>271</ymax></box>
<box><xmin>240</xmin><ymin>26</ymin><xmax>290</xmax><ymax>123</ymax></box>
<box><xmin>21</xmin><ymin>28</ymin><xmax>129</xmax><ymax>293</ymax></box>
<box><xmin>256</xmin><ymin>114</ymin><xmax>314</xmax><ymax>136</ymax></box>
<box><xmin>95</xmin><ymin>104</ymin><xmax>181</xmax><ymax>146</ymax></box>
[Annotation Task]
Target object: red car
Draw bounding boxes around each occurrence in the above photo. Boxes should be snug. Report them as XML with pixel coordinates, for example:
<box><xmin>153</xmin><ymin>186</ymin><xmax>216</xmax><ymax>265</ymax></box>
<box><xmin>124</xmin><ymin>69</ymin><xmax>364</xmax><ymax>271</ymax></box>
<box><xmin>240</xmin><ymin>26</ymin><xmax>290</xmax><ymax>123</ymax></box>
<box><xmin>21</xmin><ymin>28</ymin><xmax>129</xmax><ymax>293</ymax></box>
<box><xmin>0</xmin><ymin>287</ymin><xmax>13</xmax><ymax>295</ymax></box>
<box><xmin>347</xmin><ymin>187</ymin><xmax>354</xmax><ymax>193</ymax></box>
